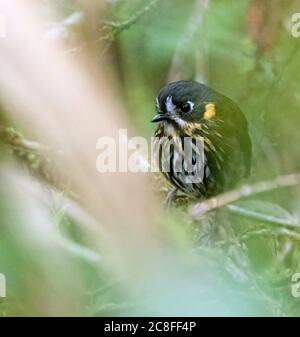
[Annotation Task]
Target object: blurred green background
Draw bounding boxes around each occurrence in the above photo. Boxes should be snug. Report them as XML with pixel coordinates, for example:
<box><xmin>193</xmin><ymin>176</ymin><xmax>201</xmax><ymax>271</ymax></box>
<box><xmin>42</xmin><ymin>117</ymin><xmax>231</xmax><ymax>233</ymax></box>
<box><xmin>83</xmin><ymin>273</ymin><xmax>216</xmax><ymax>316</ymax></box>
<box><xmin>1</xmin><ymin>0</ymin><xmax>300</xmax><ymax>316</ymax></box>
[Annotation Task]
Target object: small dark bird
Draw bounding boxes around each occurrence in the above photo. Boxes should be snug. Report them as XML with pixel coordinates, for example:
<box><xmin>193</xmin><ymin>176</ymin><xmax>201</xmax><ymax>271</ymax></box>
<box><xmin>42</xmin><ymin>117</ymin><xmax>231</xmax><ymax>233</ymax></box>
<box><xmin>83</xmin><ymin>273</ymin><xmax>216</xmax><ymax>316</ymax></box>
<box><xmin>152</xmin><ymin>80</ymin><xmax>251</xmax><ymax>199</ymax></box>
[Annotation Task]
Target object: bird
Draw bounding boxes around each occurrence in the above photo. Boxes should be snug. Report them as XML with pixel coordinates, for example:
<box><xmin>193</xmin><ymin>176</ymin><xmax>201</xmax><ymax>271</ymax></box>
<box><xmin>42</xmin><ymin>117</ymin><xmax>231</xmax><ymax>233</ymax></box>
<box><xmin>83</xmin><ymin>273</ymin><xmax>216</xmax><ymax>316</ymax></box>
<box><xmin>151</xmin><ymin>80</ymin><xmax>252</xmax><ymax>201</ymax></box>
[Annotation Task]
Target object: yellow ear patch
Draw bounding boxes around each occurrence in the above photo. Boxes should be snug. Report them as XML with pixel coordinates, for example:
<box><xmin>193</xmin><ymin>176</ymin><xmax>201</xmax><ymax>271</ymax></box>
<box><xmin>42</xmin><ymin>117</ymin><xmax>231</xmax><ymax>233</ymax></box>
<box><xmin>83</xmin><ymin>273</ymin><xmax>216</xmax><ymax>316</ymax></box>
<box><xmin>203</xmin><ymin>103</ymin><xmax>216</xmax><ymax>120</ymax></box>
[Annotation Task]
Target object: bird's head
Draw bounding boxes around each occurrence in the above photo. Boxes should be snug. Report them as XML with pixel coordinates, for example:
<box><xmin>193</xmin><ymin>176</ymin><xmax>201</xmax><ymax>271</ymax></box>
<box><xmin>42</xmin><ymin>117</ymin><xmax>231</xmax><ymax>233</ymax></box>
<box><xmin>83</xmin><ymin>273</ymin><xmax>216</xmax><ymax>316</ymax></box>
<box><xmin>152</xmin><ymin>81</ymin><xmax>218</xmax><ymax>133</ymax></box>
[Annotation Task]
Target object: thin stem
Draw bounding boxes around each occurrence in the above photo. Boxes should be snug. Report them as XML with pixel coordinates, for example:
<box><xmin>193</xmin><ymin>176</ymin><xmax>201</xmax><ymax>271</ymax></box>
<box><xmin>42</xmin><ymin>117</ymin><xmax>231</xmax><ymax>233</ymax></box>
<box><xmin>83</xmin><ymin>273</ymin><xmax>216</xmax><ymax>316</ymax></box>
<box><xmin>189</xmin><ymin>173</ymin><xmax>300</xmax><ymax>219</ymax></box>
<box><xmin>226</xmin><ymin>204</ymin><xmax>299</xmax><ymax>229</ymax></box>
<box><xmin>101</xmin><ymin>0</ymin><xmax>161</xmax><ymax>41</ymax></box>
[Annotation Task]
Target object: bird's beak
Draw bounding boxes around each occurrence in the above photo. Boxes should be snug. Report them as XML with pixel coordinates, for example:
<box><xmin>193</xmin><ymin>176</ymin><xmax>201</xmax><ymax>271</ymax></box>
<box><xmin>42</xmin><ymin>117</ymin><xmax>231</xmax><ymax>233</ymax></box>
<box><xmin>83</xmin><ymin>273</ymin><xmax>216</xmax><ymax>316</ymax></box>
<box><xmin>151</xmin><ymin>114</ymin><xmax>172</xmax><ymax>123</ymax></box>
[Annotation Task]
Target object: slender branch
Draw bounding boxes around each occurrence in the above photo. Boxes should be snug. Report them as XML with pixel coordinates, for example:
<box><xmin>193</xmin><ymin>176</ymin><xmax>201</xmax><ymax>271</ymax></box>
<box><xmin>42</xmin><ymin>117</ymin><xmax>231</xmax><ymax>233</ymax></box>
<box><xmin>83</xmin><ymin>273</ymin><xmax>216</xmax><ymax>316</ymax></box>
<box><xmin>18</xmin><ymin>179</ymin><xmax>104</xmax><ymax>263</ymax></box>
<box><xmin>189</xmin><ymin>173</ymin><xmax>300</xmax><ymax>219</ymax></box>
<box><xmin>0</xmin><ymin>127</ymin><xmax>63</xmax><ymax>155</ymax></box>
<box><xmin>0</xmin><ymin>126</ymin><xmax>69</xmax><ymax>193</ymax></box>
<box><xmin>218</xmin><ymin>227</ymin><xmax>300</xmax><ymax>247</ymax></box>
<box><xmin>101</xmin><ymin>0</ymin><xmax>160</xmax><ymax>41</ymax></box>
<box><xmin>1</xmin><ymin>127</ymin><xmax>110</xmax><ymax>244</ymax></box>
<box><xmin>56</xmin><ymin>192</ymin><xmax>110</xmax><ymax>240</ymax></box>
<box><xmin>226</xmin><ymin>204</ymin><xmax>299</xmax><ymax>229</ymax></box>
<box><xmin>264</xmin><ymin>43</ymin><xmax>300</xmax><ymax>116</ymax></box>
<box><xmin>168</xmin><ymin>0</ymin><xmax>209</xmax><ymax>82</ymax></box>
<box><xmin>244</xmin><ymin>227</ymin><xmax>300</xmax><ymax>243</ymax></box>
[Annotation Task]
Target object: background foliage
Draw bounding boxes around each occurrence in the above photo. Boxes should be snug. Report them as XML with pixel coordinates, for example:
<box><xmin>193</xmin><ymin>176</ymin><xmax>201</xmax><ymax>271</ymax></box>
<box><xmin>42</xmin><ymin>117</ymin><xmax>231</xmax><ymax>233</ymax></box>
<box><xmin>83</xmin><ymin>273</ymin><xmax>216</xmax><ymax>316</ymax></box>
<box><xmin>1</xmin><ymin>0</ymin><xmax>300</xmax><ymax>316</ymax></box>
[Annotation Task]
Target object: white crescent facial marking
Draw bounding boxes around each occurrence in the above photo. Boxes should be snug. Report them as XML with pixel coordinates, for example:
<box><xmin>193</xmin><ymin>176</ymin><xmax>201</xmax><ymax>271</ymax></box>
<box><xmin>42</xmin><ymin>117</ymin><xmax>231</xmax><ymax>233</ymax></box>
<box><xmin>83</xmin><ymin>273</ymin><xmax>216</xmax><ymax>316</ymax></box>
<box><xmin>165</xmin><ymin>96</ymin><xmax>176</xmax><ymax>114</ymax></box>
<box><xmin>156</xmin><ymin>97</ymin><xmax>160</xmax><ymax>111</ymax></box>
<box><xmin>187</xmin><ymin>101</ymin><xmax>195</xmax><ymax>111</ymax></box>
<box><xmin>174</xmin><ymin>117</ymin><xmax>186</xmax><ymax>127</ymax></box>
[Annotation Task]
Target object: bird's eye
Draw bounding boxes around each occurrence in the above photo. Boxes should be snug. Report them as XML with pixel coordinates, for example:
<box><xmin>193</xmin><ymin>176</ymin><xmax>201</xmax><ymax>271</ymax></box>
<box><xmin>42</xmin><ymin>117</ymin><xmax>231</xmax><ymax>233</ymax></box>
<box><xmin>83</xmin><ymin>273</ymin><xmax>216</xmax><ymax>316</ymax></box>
<box><xmin>181</xmin><ymin>102</ymin><xmax>192</xmax><ymax>113</ymax></box>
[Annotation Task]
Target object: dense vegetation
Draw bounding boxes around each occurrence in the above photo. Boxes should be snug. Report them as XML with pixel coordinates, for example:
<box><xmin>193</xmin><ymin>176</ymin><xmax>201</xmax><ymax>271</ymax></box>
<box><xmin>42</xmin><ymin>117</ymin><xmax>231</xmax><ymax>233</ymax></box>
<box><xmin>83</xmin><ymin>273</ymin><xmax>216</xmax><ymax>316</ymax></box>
<box><xmin>1</xmin><ymin>0</ymin><xmax>300</xmax><ymax>316</ymax></box>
